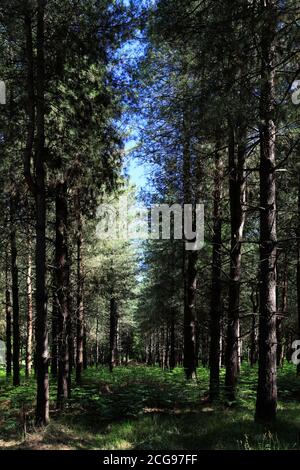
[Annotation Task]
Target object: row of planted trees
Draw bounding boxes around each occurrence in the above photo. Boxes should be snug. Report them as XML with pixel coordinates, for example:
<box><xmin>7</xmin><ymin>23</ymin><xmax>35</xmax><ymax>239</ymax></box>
<box><xmin>134</xmin><ymin>0</ymin><xmax>300</xmax><ymax>423</ymax></box>
<box><xmin>0</xmin><ymin>0</ymin><xmax>133</xmax><ymax>425</ymax></box>
<box><xmin>1</xmin><ymin>0</ymin><xmax>300</xmax><ymax>429</ymax></box>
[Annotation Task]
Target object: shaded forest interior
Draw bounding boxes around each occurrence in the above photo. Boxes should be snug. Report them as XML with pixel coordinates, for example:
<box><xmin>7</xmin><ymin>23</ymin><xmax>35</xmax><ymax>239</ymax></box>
<box><xmin>1</xmin><ymin>0</ymin><xmax>300</xmax><ymax>451</ymax></box>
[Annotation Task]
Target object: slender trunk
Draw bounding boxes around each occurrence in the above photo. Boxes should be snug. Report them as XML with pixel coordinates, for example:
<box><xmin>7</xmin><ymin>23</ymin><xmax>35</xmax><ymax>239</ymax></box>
<box><xmin>25</xmin><ymin>246</ymin><xmax>33</xmax><ymax>377</ymax></box>
<box><xmin>96</xmin><ymin>317</ymin><xmax>99</xmax><ymax>366</ymax></box>
<box><xmin>225</xmin><ymin>126</ymin><xmax>246</xmax><ymax>401</ymax></box>
<box><xmin>56</xmin><ymin>182</ymin><xmax>70</xmax><ymax>409</ymax></box>
<box><xmin>109</xmin><ymin>297</ymin><xmax>119</xmax><ymax>372</ymax></box>
<box><xmin>250</xmin><ymin>285</ymin><xmax>259</xmax><ymax>367</ymax></box>
<box><xmin>76</xmin><ymin>191</ymin><xmax>84</xmax><ymax>384</ymax></box>
<box><xmin>51</xmin><ymin>289</ymin><xmax>58</xmax><ymax>377</ymax></box>
<box><xmin>83</xmin><ymin>325</ymin><xmax>88</xmax><ymax>370</ymax></box>
<box><xmin>183</xmin><ymin>114</ymin><xmax>199</xmax><ymax>379</ymax></box>
<box><xmin>209</xmin><ymin>141</ymin><xmax>223</xmax><ymax>401</ymax></box>
<box><xmin>10</xmin><ymin>195</ymin><xmax>20</xmax><ymax>387</ymax></box>
<box><xmin>5</xmin><ymin>249</ymin><xmax>12</xmax><ymax>377</ymax></box>
<box><xmin>277</xmin><ymin>257</ymin><xmax>287</xmax><ymax>367</ymax></box>
<box><xmin>170</xmin><ymin>315</ymin><xmax>176</xmax><ymax>370</ymax></box>
<box><xmin>255</xmin><ymin>0</ymin><xmax>278</xmax><ymax>423</ymax></box>
<box><xmin>297</xmin><ymin>169</ymin><xmax>300</xmax><ymax>376</ymax></box>
<box><xmin>35</xmin><ymin>0</ymin><xmax>49</xmax><ymax>425</ymax></box>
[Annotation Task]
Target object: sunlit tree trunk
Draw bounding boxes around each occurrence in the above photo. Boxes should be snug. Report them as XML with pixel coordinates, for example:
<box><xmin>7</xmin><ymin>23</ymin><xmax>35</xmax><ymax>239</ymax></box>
<box><xmin>76</xmin><ymin>190</ymin><xmax>84</xmax><ymax>384</ymax></box>
<box><xmin>25</xmin><ymin>245</ymin><xmax>33</xmax><ymax>378</ymax></box>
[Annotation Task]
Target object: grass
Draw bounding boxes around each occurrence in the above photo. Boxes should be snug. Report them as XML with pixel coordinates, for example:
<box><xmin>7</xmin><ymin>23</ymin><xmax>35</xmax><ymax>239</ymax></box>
<box><xmin>0</xmin><ymin>364</ymin><xmax>300</xmax><ymax>450</ymax></box>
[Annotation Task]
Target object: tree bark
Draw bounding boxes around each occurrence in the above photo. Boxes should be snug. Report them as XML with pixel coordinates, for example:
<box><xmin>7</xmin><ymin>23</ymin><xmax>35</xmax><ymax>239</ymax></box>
<box><xmin>51</xmin><ymin>288</ymin><xmax>58</xmax><ymax>377</ymax></box>
<box><xmin>225</xmin><ymin>125</ymin><xmax>246</xmax><ymax>401</ymax></box>
<box><xmin>297</xmin><ymin>168</ymin><xmax>300</xmax><ymax>376</ymax></box>
<box><xmin>250</xmin><ymin>285</ymin><xmax>259</xmax><ymax>367</ymax></box>
<box><xmin>255</xmin><ymin>0</ymin><xmax>278</xmax><ymax>423</ymax></box>
<box><xmin>76</xmin><ymin>190</ymin><xmax>85</xmax><ymax>383</ymax></box>
<box><xmin>56</xmin><ymin>182</ymin><xmax>70</xmax><ymax>409</ymax></box>
<box><xmin>182</xmin><ymin>113</ymin><xmax>199</xmax><ymax>380</ymax></box>
<box><xmin>277</xmin><ymin>257</ymin><xmax>287</xmax><ymax>367</ymax></box>
<box><xmin>5</xmin><ymin>248</ymin><xmax>12</xmax><ymax>377</ymax></box>
<box><xmin>109</xmin><ymin>297</ymin><xmax>119</xmax><ymax>372</ymax></box>
<box><xmin>10</xmin><ymin>195</ymin><xmax>20</xmax><ymax>387</ymax></box>
<box><xmin>35</xmin><ymin>0</ymin><xmax>49</xmax><ymax>425</ymax></box>
<box><xmin>209</xmin><ymin>141</ymin><xmax>223</xmax><ymax>401</ymax></box>
<box><xmin>25</xmin><ymin>246</ymin><xmax>33</xmax><ymax>377</ymax></box>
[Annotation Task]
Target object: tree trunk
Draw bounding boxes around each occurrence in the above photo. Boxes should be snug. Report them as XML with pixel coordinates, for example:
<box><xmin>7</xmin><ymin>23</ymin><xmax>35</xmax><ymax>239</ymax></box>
<box><xmin>76</xmin><ymin>191</ymin><xmax>84</xmax><ymax>384</ymax></box>
<box><xmin>255</xmin><ymin>0</ymin><xmax>278</xmax><ymax>423</ymax></box>
<box><xmin>297</xmin><ymin>168</ymin><xmax>300</xmax><ymax>376</ymax></box>
<box><xmin>225</xmin><ymin>125</ymin><xmax>246</xmax><ymax>401</ymax></box>
<box><xmin>183</xmin><ymin>114</ymin><xmax>199</xmax><ymax>380</ymax></box>
<box><xmin>209</xmin><ymin>141</ymin><xmax>223</xmax><ymax>401</ymax></box>
<box><xmin>35</xmin><ymin>0</ymin><xmax>49</xmax><ymax>425</ymax></box>
<box><xmin>51</xmin><ymin>289</ymin><xmax>58</xmax><ymax>377</ymax></box>
<box><xmin>109</xmin><ymin>297</ymin><xmax>119</xmax><ymax>372</ymax></box>
<box><xmin>5</xmin><ymin>248</ymin><xmax>12</xmax><ymax>377</ymax></box>
<box><xmin>277</xmin><ymin>257</ymin><xmax>287</xmax><ymax>367</ymax></box>
<box><xmin>10</xmin><ymin>195</ymin><xmax>20</xmax><ymax>387</ymax></box>
<box><xmin>250</xmin><ymin>285</ymin><xmax>259</xmax><ymax>367</ymax></box>
<box><xmin>25</xmin><ymin>246</ymin><xmax>33</xmax><ymax>378</ymax></box>
<box><xmin>56</xmin><ymin>182</ymin><xmax>70</xmax><ymax>409</ymax></box>
<box><xmin>169</xmin><ymin>314</ymin><xmax>176</xmax><ymax>370</ymax></box>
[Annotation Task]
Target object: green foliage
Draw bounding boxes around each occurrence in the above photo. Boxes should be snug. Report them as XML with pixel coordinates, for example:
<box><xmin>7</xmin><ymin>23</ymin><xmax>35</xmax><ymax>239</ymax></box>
<box><xmin>1</xmin><ymin>364</ymin><xmax>300</xmax><ymax>450</ymax></box>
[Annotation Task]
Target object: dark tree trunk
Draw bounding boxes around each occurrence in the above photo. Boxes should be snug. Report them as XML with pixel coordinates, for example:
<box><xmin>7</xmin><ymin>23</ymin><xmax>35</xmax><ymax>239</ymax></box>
<box><xmin>5</xmin><ymin>249</ymin><xmax>12</xmax><ymax>377</ymax></box>
<box><xmin>10</xmin><ymin>195</ymin><xmax>20</xmax><ymax>387</ymax></box>
<box><xmin>51</xmin><ymin>290</ymin><xmax>58</xmax><ymax>377</ymax></box>
<box><xmin>225</xmin><ymin>126</ymin><xmax>246</xmax><ymax>401</ymax></box>
<box><xmin>35</xmin><ymin>0</ymin><xmax>49</xmax><ymax>425</ymax></box>
<box><xmin>76</xmin><ymin>191</ymin><xmax>85</xmax><ymax>384</ymax></box>
<box><xmin>297</xmin><ymin>168</ymin><xmax>300</xmax><ymax>376</ymax></box>
<box><xmin>277</xmin><ymin>257</ymin><xmax>287</xmax><ymax>367</ymax></box>
<box><xmin>169</xmin><ymin>314</ymin><xmax>176</xmax><ymax>370</ymax></box>
<box><xmin>83</xmin><ymin>325</ymin><xmax>88</xmax><ymax>370</ymax></box>
<box><xmin>209</xmin><ymin>141</ymin><xmax>223</xmax><ymax>401</ymax></box>
<box><xmin>255</xmin><ymin>0</ymin><xmax>278</xmax><ymax>423</ymax></box>
<box><xmin>56</xmin><ymin>182</ymin><xmax>70</xmax><ymax>410</ymax></box>
<box><xmin>182</xmin><ymin>115</ymin><xmax>199</xmax><ymax>380</ymax></box>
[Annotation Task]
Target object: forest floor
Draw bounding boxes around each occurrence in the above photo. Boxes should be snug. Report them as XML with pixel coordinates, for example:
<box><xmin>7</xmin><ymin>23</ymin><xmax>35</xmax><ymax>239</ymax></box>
<box><xmin>0</xmin><ymin>364</ymin><xmax>300</xmax><ymax>450</ymax></box>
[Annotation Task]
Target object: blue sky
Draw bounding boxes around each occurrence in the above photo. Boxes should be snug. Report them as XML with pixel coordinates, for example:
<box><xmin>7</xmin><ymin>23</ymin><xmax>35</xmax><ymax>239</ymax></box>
<box><xmin>125</xmin><ymin>139</ymin><xmax>148</xmax><ymax>190</ymax></box>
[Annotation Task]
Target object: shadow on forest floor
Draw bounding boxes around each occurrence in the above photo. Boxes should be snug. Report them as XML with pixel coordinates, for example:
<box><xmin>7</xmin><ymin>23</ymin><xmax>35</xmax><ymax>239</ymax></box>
<box><xmin>0</xmin><ymin>365</ymin><xmax>300</xmax><ymax>450</ymax></box>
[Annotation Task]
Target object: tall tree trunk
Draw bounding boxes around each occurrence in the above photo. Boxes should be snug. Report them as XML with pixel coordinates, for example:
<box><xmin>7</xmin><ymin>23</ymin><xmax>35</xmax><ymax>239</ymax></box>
<box><xmin>183</xmin><ymin>114</ymin><xmax>199</xmax><ymax>379</ymax></box>
<box><xmin>35</xmin><ymin>0</ymin><xmax>49</xmax><ymax>425</ymax></box>
<box><xmin>56</xmin><ymin>182</ymin><xmax>70</xmax><ymax>410</ymax></box>
<box><xmin>225</xmin><ymin>126</ymin><xmax>246</xmax><ymax>401</ymax></box>
<box><xmin>5</xmin><ymin>248</ymin><xmax>12</xmax><ymax>377</ymax></box>
<box><xmin>10</xmin><ymin>195</ymin><xmax>20</xmax><ymax>387</ymax></box>
<box><xmin>25</xmin><ymin>246</ymin><xmax>33</xmax><ymax>378</ymax></box>
<box><xmin>277</xmin><ymin>256</ymin><xmax>287</xmax><ymax>367</ymax></box>
<box><xmin>109</xmin><ymin>297</ymin><xmax>119</xmax><ymax>372</ymax></box>
<box><xmin>76</xmin><ymin>191</ymin><xmax>84</xmax><ymax>384</ymax></box>
<box><xmin>250</xmin><ymin>284</ymin><xmax>259</xmax><ymax>367</ymax></box>
<box><xmin>51</xmin><ymin>289</ymin><xmax>58</xmax><ymax>377</ymax></box>
<box><xmin>209</xmin><ymin>141</ymin><xmax>223</xmax><ymax>401</ymax></box>
<box><xmin>255</xmin><ymin>0</ymin><xmax>278</xmax><ymax>423</ymax></box>
<box><xmin>297</xmin><ymin>168</ymin><xmax>300</xmax><ymax>376</ymax></box>
<box><xmin>169</xmin><ymin>314</ymin><xmax>176</xmax><ymax>370</ymax></box>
